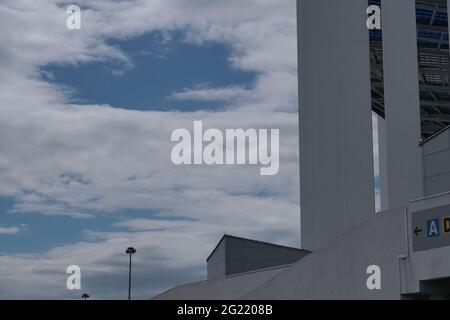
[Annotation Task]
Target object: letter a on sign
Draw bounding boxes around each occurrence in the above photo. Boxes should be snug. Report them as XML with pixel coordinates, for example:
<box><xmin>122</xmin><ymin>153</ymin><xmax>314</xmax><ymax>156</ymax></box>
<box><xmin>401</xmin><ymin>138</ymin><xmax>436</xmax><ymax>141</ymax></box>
<box><xmin>427</xmin><ymin>218</ymin><xmax>440</xmax><ymax>238</ymax></box>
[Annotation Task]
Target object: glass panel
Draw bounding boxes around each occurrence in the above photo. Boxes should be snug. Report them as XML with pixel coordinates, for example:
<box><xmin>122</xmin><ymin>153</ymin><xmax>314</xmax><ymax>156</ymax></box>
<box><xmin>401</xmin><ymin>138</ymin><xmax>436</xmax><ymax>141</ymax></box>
<box><xmin>369</xmin><ymin>0</ymin><xmax>385</xmax><ymax>118</ymax></box>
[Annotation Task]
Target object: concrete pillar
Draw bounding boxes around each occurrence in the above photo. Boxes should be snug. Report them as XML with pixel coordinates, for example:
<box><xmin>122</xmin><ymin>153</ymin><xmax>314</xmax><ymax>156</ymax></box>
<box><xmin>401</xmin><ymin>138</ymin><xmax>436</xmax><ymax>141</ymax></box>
<box><xmin>298</xmin><ymin>0</ymin><xmax>375</xmax><ymax>251</ymax></box>
<box><xmin>382</xmin><ymin>0</ymin><xmax>424</xmax><ymax>209</ymax></box>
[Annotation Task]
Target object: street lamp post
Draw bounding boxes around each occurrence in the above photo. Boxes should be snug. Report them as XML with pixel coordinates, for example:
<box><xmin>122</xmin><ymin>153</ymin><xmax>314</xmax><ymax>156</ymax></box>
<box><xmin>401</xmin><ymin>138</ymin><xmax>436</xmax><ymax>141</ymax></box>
<box><xmin>126</xmin><ymin>247</ymin><xmax>137</xmax><ymax>300</ymax></box>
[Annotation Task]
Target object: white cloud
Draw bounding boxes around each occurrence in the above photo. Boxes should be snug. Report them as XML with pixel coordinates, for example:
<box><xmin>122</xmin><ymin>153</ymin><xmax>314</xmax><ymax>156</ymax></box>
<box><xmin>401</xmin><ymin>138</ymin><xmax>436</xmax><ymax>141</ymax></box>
<box><xmin>169</xmin><ymin>84</ymin><xmax>251</xmax><ymax>103</ymax></box>
<box><xmin>0</xmin><ymin>224</ymin><xmax>26</xmax><ymax>235</ymax></box>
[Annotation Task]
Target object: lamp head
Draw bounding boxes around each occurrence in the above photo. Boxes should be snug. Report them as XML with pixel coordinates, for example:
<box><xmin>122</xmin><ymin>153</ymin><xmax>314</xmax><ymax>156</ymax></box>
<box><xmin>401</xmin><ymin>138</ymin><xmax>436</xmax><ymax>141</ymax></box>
<box><xmin>126</xmin><ymin>247</ymin><xmax>137</xmax><ymax>254</ymax></box>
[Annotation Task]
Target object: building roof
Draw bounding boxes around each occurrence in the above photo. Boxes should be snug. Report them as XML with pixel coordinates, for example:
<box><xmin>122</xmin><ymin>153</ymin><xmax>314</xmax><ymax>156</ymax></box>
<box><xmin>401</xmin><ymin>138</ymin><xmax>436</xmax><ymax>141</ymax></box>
<box><xmin>206</xmin><ymin>234</ymin><xmax>310</xmax><ymax>262</ymax></box>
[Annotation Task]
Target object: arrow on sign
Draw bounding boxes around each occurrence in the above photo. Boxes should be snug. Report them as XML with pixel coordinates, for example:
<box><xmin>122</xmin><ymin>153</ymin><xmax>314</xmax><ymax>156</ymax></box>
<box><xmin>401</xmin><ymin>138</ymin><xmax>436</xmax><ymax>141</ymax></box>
<box><xmin>414</xmin><ymin>227</ymin><xmax>423</xmax><ymax>236</ymax></box>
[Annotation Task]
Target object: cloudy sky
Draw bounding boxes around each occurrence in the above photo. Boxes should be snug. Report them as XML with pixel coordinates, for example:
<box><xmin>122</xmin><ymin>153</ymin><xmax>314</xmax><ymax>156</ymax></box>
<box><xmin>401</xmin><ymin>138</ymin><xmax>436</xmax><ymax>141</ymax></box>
<box><xmin>0</xmin><ymin>0</ymin><xmax>306</xmax><ymax>299</ymax></box>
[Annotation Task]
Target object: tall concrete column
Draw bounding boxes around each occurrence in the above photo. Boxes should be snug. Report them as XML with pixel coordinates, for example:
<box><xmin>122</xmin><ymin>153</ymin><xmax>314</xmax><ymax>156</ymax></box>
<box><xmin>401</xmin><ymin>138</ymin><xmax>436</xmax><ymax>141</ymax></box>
<box><xmin>382</xmin><ymin>0</ymin><xmax>424</xmax><ymax>209</ymax></box>
<box><xmin>298</xmin><ymin>0</ymin><xmax>375</xmax><ymax>251</ymax></box>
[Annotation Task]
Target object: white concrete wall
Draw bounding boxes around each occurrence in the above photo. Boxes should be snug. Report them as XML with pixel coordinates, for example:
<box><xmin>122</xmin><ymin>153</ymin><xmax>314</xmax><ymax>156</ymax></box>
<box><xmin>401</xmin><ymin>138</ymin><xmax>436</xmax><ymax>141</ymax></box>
<box><xmin>382</xmin><ymin>0</ymin><xmax>424</xmax><ymax>208</ymax></box>
<box><xmin>242</xmin><ymin>208</ymin><xmax>407</xmax><ymax>300</ymax></box>
<box><xmin>153</xmin><ymin>265</ymin><xmax>289</xmax><ymax>300</ymax></box>
<box><xmin>422</xmin><ymin>130</ymin><xmax>450</xmax><ymax>196</ymax></box>
<box><xmin>298</xmin><ymin>0</ymin><xmax>375</xmax><ymax>251</ymax></box>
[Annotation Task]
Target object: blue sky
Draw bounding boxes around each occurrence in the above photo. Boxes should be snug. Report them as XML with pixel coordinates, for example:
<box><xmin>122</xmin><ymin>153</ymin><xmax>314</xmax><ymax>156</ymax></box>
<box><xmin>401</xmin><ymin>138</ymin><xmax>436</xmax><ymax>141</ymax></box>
<box><xmin>0</xmin><ymin>196</ymin><xmax>115</xmax><ymax>254</ymax></box>
<box><xmin>43</xmin><ymin>32</ymin><xmax>255</xmax><ymax>111</ymax></box>
<box><xmin>0</xmin><ymin>0</ymin><xmax>302</xmax><ymax>299</ymax></box>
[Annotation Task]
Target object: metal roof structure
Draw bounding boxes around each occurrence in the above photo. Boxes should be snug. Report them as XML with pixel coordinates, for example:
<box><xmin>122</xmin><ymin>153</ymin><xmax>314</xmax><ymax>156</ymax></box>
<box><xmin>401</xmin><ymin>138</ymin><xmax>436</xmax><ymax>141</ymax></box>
<box><xmin>206</xmin><ymin>234</ymin><xmax>311</xmax><ymax>280</ymax></box>
<box><xmin>370</xmin><ymin>0</ymin><xmax>450</xmax><ymax>139</ymax></box>
<box><xmin>206</xmin><ymin>234</ymin><xmax>309</xmax><ymax>262</ymax></box>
